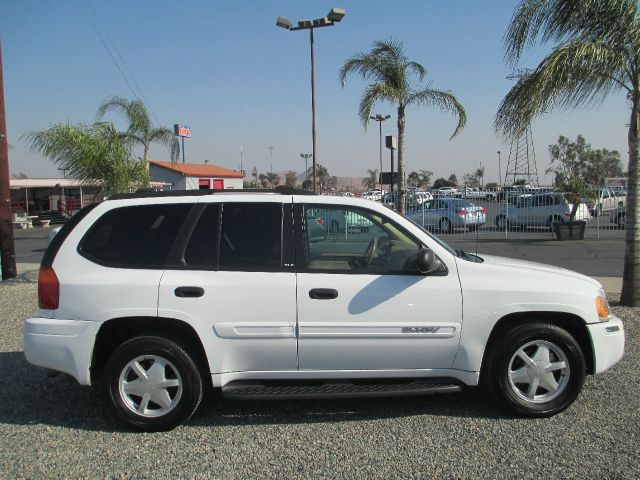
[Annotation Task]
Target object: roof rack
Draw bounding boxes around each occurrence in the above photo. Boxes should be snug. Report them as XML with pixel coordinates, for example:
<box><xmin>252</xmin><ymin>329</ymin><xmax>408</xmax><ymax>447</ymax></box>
<box><xmin>108</xmin><ymin>185</ymin><xmax>316</xmax><ymax>200</ymax></box>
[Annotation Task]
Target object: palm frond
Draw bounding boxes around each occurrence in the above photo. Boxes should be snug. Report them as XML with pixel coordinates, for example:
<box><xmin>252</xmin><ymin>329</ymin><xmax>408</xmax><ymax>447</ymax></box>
<box><xmin>358</xmin><ymin>83</ymin><xmax>399</xmax><ymax>128</ymax></box>
<box><xmin>496</xmin><ymin>39</ymin><xmax>629</xmax><ymax>140</ymax></box>
<box><xmin>407</xmin><ymin>88</ymin><xmax>467</xmax><ymax>139</ymax></box>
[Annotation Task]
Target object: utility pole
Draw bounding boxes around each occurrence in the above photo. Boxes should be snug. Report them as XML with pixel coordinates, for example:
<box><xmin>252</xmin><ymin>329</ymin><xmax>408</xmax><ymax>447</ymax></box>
<box><xmin>0</xmin><ymin>40</ymin><xmax>16</xmax><ymax>279</ymax></box>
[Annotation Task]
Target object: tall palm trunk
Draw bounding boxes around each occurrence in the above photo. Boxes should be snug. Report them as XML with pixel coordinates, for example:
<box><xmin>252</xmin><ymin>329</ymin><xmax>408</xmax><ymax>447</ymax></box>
<box><xmin>397</xmin><ymin>105</ymin><xmax>406</xmax><ymax>213</ymax></box>
<box><xmin>143</xmin><ymin>142</ymin><xmax>150</xmax><ymax>173</ymax></box>
<box><xmin>621</xmin><ymin>92</ymin><xmax>640</xmax><ymax>305</ymax></box>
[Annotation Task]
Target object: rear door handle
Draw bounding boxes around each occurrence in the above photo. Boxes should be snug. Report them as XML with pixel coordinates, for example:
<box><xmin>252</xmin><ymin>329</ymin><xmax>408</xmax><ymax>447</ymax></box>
<box><xmin>309</xmin><ymin>288</ymin><xmax>338</xmax><ymax>300</ymax></box>
<box><xmin>175</xmin><ymin>286</ymin><xmax>205</xmax><ymax>298</ymax></box>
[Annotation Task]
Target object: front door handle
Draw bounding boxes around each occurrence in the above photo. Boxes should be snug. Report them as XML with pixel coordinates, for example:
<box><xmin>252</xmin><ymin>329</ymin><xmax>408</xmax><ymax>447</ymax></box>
<box><xmin>175</xmin><ymin>286</ymin><xmax>205</xmax><ymax>298</ymax></box>
<box><xmin>309</xmin><ymin>288</ymin><xmax>338</xmax><ymax>300</ymax></box>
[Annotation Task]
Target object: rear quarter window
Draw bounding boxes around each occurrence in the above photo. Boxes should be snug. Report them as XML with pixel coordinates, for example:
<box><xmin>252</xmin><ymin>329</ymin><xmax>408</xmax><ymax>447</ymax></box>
<box><xmin>79</xmin><ymin>203</ymin><xmax>193</xmax><ymax>268</ymax></box>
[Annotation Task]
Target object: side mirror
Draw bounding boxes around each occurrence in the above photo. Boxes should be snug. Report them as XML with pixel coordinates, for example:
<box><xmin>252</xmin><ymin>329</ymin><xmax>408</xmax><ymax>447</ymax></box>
<box><xmin>417</xmin><ymin>248</ymin><xmax>439</xmax><ymax>274</ymax></box>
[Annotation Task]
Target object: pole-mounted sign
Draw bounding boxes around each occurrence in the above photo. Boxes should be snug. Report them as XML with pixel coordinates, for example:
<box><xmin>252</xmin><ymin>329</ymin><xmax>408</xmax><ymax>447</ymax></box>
<box><xmin>174</xmin><ymin>124</ymin><xmax>191</xmax><ymax>163</ymax></box>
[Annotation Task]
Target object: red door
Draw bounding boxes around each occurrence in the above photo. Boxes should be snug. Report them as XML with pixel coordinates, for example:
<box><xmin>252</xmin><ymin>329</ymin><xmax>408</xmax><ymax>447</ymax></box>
<box><xmin>199</xmin><ymin>179</ymin><xmax>210</xmax><ymax>190</ymax></box>
<box><xmin>212</xmin><ymin>179</ymin><xmax>224</xmax><ymax>190</ymax></box>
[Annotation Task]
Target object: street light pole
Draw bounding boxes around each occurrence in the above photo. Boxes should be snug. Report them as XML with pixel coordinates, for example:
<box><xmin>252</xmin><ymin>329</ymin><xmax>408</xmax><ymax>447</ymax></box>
<box><xmin>370</xmin><ymin>114</ymin><xmax>391</xmax><ymax>190</ymax></box>
<box><xmin>276</xmin><ymin>8</ymin><xmax>346</xmax><ymax>193</ymax></box>
<box><xmin>497</xmin><ymin>150</ymin><xmax>502</xmax><ymax>188</ymax></box>
<box><xmin>300</xmin><ymin>153</ymin><xmax>312</xmax><ymax>183</ymax></box>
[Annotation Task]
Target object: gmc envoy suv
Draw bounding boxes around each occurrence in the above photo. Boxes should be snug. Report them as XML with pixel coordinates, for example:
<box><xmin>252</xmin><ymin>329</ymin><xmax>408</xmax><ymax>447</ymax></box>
<box><xmin>24</xmin><ymin>188</ymin><xmax>625</xmax><ymax>431</ymax></box>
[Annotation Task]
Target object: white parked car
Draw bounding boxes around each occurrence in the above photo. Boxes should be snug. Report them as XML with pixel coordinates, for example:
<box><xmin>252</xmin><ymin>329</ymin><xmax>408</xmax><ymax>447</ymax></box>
<box><xmin>25</xmin><ymin>187</ymin><xmax>625</xmax><ymax>431</ymax></box>
<box><xmin>496</xmin><ymin>193</ymin><xmax>590</xmax><ymax>229</ymax></box>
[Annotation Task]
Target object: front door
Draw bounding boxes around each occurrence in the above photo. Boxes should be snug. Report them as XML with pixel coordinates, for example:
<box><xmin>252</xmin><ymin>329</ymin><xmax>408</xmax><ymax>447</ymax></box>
<box><xmin>295</xmin><ymin>203</ymin><xmax>462</xmax><ymax>371</ymax></box>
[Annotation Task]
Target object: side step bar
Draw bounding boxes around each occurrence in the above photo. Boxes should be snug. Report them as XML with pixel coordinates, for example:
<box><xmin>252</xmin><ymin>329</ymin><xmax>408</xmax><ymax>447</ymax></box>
<box><xmin>222</xmin><ymin>379</ymin><xmax>463</xmax><ymax>400</ymax></box>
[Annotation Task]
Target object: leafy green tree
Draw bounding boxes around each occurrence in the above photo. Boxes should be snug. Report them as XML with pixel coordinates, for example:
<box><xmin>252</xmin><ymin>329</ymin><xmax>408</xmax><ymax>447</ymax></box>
<box><xmin>407</xmin><ymin>171</ymin><xmax>420</xmax><ymax>188</ymax></box>
<box><xmin>432</xmin><ymin>177</ymin><xmax>456</xmax><ymax>189</ymax></box>
<box><xmin>448</xmin><ymin>174</ymin><xmax>458</xmax><ymax>186</ymax></box>
<box><xmin>340</xmin><ymin>39</ymin><xmax>466</xmax><ymax>213</ymax></box>
<box><xmin>327</xmin><ymin>176</ymin><xmax>339</xmax><ymax>191</ymax></box>
<box><xmin>363</xmin><ymin>169</ymin><xmax>379</xmax><ymax>190</ymax></box>
<box><xmin>97</xmin><ymin>96</ymin><xmax>179</xmax><ymax>171</ymax></box>
<box><xmin>418</xmin><ymin>169</ymin><xmax>433</xmax><ymax>188</ymax></box>
<box><xmin>301</xmin><ymin>179</ymin><xmax>313</xmax><ymax>190</ymax></box>
<box><xmin>316</xmin><ymin>165</ymin><xmax>330</xmax><ymax>191</ymax></box>
<box><xmin>495</xmin><ymin>0</ymin><xmax>640</xmax><ymax>305</ymax></box>
<box><xmin>285</xmin><ymin>171</ymin><xmax>298</xmax><ymax>188</ymax></box>
<box><xmin>24</xmin><ymin>122</ymin><xmax>147</xmax><ymax>196</ymax></box>
<box><xmin>463</xmin><ymin>172</ymin><xmax>479</xmax><ymax>187</ymax></box>
<box><xmin>266</xmin><ymin>172</ymin><xmax>281</xmax><ymax>188</ymax></box>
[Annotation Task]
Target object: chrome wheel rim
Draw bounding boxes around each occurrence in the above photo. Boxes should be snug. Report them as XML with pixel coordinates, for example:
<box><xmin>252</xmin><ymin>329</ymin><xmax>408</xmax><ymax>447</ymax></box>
<box><xmin>118</xmin><ymin>355</ymin><xmax>183</xmax><ymax>418</ymax></box>
<box><xmin>441</xmin><ymin>219</ymin><xmax>450</xmax><ymax>231</ymax></box>
<box><xmin>508</xmin><ymin>340</ymin><xmax>570</xmax><ymax>403</ymax></box>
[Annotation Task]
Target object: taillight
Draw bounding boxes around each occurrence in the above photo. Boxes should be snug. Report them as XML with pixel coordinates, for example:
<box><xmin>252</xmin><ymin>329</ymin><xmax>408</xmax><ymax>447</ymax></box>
<box><xmin>480</xmin><ymin>208</ymin><xmax>486</xmax><ymax>214</ymax></box>
<box><xmin>315</xmin><ymin>218</ymin><xmax>324</xmax><ymax>227</ymax></box>
<box><xmin>38</xmin><ymin>266</ymin><xmax>59</xmax><ymax>310</ymax></box>
<box><xmin>456</xmin><ymin>209</ymin><xmax>467</xmax><ymax>215</ymax></box>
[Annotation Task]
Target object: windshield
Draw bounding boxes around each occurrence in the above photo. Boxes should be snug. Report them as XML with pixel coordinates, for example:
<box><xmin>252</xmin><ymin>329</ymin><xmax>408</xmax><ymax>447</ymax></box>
<box><xmin>404</xmin><ymin>216</ymin><xmax>457</xmax><ymax>256</ymax></box>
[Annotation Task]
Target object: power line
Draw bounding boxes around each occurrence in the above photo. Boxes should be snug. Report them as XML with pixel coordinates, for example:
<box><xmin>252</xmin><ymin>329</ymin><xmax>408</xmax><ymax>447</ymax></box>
<box><xmin>79</xmin><ymin>0</ymin><xmax>162</xmax><ymax>126</ymax></box>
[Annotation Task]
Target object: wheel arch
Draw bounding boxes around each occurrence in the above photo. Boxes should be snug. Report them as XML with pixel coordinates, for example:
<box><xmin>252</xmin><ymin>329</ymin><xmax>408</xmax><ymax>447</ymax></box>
<box><xmin>91</xmin><ymin>316</ymin><xmax>211</xmax><ymax>387</ymax></box>
<box><xmin>480</xmin><ymin>311</ymin><xmax>595</xmax><ymax>378</ymax></box>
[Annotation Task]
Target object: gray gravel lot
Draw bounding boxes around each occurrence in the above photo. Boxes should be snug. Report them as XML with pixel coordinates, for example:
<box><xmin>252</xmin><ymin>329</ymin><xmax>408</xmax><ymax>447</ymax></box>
<box><xmin>0</xmin><ymin>281</ymin><xmax>638</xmax><ymax>479</ymax></box>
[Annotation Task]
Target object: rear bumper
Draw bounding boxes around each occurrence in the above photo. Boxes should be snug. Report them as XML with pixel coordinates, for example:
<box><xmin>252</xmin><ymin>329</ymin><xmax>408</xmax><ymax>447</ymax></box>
<box><xmin>586</xmin><ymin>316</ymin><xmax>625</xmax><ymax>374</ymax></box>
<box><xmin>24</xmin><ymin>317</ymin><xmax>101</xmax><ymax>385</ymax></box>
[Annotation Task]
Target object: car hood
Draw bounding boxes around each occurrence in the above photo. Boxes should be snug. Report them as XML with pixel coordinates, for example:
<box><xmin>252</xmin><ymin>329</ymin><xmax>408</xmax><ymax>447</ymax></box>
<box><xmin>477</xmin><ymin>254</ymin><xmax>602</xmax><ymax>289</ymax></box>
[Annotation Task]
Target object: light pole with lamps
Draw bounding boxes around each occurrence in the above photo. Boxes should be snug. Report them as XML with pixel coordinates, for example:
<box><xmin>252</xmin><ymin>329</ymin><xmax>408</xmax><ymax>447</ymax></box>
<box><xmin>300</xmin><ymin>153</ymin><xmax>312</xmax><ymax>183</ymax></box>
<box><xmin>497</xmin><ymin>150</ymin><xmax>502</xmax><ymax>188</ymax></box>
<box><xmin>276</xmin><ymin>7</ymin><xmax>346</xmax><ymax>193</ymax></box>
<box><xmin>370</xmin><ymin>114</ymin><xmax>391</xmax><ymax>190</ymax></box>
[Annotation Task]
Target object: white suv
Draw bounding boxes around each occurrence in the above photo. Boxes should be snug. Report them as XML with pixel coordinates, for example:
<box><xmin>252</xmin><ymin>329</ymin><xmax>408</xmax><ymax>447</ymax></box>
<box><xmin>24</xmin><ymin>188</ymin><xmax>625</xmax><ymax>431</ymax></box>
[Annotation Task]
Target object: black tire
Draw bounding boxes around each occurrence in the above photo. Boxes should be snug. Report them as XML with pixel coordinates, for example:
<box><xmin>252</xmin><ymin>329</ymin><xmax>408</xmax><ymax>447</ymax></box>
<box><xmin>617</xmin><ymin>213</ymin><xmax>626</xmax><ymax>229</ymax></box>
<box><xmin>439</xmin><ymin>217</ymin><xmax>453</xmax><ymax>234</ymax></box>
<box><xmin>468</xmin><ymin>224</ymin><xmax>478</xmax><ymax>232</ymax></box>
<box><xmin>483</xmin><ymin>322</ymin><xmax>586</xmax><ymax>417</ymax></box>
<box><xmin>496</xmin><ymin>215</ymin><xmax>509</xmax><ymax>231</ymax></box>
<box><xmin>104</xmin><ymin>336</ymin><xmax>204</xmax><ymax>432</ymax></box>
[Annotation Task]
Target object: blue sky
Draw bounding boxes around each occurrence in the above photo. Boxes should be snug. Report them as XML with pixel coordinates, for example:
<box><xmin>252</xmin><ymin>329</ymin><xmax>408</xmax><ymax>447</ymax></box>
<box><xmin>1</xmin><ymin>0</ymin><xmax>631</xmax><ymax>184</ymax></box>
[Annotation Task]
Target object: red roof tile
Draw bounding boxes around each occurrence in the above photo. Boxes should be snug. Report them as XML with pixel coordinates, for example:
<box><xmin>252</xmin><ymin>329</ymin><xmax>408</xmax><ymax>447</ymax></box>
<box><xmin>150</xmin><ymin>161</ymin><xmax>245</xmax><ymax>178</ymax></box>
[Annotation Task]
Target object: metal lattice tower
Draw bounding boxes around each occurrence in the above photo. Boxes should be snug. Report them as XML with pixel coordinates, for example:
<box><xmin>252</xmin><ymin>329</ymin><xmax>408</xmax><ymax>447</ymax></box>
<box><xmin>505</xmin><ymin>126</ymin><xmax>539</xmax><ymax>186</ymax></box>
<box><xmin>504</xmin><ymin>68</ymin><xmax>540</xmax><ymax>186</ymax></box>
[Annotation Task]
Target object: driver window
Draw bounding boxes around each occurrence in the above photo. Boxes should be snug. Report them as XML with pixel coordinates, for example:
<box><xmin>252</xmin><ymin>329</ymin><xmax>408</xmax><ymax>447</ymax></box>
<box><xmin>303</xmin><ymin>205</ymin><xmax>421</xmax><ymax>274</ymax></box>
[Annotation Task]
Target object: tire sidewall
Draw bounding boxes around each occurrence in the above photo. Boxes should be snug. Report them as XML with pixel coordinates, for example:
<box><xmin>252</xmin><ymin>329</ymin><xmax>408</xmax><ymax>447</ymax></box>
<box><xmin>104</xmin><ymin>336</ymin><xmax>203</xmax><ymax>432</ymax></box>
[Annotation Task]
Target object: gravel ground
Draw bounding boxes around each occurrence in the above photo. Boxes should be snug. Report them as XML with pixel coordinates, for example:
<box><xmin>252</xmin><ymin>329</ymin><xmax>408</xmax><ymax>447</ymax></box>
<box><xmin>0</xmin><ymin>281</ymin><xmax>638</xmax><ymax>479</ymax></box>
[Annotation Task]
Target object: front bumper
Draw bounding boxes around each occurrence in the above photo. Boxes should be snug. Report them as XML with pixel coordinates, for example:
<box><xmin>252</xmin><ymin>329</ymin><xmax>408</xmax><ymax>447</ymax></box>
<box><xmin>587</xmin><ymin>316</ymin><xmax>625</xmax><ymax>374</ymax></box>
<box><xmin>24</xmin><ymin>317</ymin><xmax>102</xmax><ymax>385</ymax></box>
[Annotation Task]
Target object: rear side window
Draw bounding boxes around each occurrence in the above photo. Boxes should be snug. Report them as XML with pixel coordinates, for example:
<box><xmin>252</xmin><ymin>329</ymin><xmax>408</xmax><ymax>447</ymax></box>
<box><xmin>219</xmin><ymin>203</ymin><xmax>282</xmax><ymax>271</ymax></box>
<box><xmin>184</xmin><ymin>204</ymin><xmax>220</xmax><ymax>268</ymax></box>
<box><xmin>79</xmin><ymin>204</ymin><xmax>192</xmax><ymax>268</ymax></box>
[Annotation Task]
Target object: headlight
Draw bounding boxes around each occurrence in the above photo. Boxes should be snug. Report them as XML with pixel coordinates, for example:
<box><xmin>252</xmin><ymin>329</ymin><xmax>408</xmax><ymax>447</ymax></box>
<box><xmin>595</xmin><ymin>294</ymin><xmax>612</xmax><ymax>322</ymax></box>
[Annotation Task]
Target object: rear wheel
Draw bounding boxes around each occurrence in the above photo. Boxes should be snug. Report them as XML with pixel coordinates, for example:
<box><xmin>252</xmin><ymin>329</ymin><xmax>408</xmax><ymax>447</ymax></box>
<box><xmin>483</xmin><ymin>322</ymin><xmax>585</xmax><ymax>417</ymax></box>
<box><xmin>547</xmin><ymin>215</ymin><xmax>563</xmax><ymax>229</ymax></box>
<box><xmin>439</xmin><ymin>217</ymin><xmax>452</xmax><ymax>233</ymax></box>
<box><xmin>496</xmin><ymin>215</ymin><xmax>509</xmax><ymax>230</ymax></box>
<box><xmin>617</xmin><ymin>213</ymin><xmax>626</xmax><ymax>229</ymax></box>
<box><xmin>104</xmin><ymin>336</ymin><xmax>203</xmax><ymax>431</ymax></box>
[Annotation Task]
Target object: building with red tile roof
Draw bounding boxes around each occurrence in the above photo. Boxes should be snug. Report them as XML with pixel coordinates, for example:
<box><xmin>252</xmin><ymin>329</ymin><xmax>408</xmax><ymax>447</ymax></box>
<box><xmin>150</xmin><ymin>161</ymin><xmax>245</xmax><ymax>190</ymax></box>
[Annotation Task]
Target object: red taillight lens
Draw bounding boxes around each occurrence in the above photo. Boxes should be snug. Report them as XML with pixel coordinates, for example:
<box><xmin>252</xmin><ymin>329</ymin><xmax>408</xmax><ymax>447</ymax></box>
<box><xmin>456</xmin><ymin>209</ymin><xmax>467</xmax><ymax>215</ymax></box>
<box><xmin>38</xmin><ymin>266</ymin><xmax>59</xmax><ymax>310</ymax></box>
<box><xmin>480</xmin><ymin>208</ymin><xmax>487</xmax><ymax>214</ymax></box>
<box><xmin>315</xmin><ymin>218</ymin><xmax>324</xmax><ymax>227</ymax></box>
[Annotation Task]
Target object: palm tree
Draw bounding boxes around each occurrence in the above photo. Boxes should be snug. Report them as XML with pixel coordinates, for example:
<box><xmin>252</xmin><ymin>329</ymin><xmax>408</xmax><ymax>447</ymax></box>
<box><xmin>24</xmin><ymin>122</ymin><xmax>147</xmax><ymax>196</ymax></box>
<box><xmin>97</xmin><ymin>96</ymin><xmax>179</xmax><ymax>171</ymax></box>
<box><xmin>495</xmin><ymin>0</ymin><xmax>640</xmax><ymax>306</ymax></box>
<box><xmin>363</xmin><ymin>169</ymin><xmax>379</xmax><ymax>190</ymax></box>
<box><xmin>340</xmin><ymin>39</ymin><xmax>466</xmax><ymax>213</ymax></box>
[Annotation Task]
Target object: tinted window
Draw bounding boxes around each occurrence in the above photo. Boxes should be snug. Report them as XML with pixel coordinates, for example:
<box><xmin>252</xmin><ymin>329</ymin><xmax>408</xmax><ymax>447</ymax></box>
<box><xmin>80</xmin><ymin>204</ymin><xmax>192</xmax><ymax>268</ymax></box>
<box><xmin>184</xmin><ymin>204</ymin><xmax>220</xmax><ymax>268</ymax></box>
<box><xmin>219</xmin><ymin>203</ymin><xmax>282</xmax><ymax>271</ymax></box>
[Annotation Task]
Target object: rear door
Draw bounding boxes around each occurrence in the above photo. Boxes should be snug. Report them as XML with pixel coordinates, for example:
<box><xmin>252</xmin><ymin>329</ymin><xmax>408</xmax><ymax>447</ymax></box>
<box><xmin>158</xmin><ymin>199</ymin><xmax>298</xmax><ymax>374</ymax></box>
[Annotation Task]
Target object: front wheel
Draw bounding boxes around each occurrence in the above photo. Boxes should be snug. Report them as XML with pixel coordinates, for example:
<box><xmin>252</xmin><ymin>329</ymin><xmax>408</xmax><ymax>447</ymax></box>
<box><xmin>483</xmin><ymin>322</ymin><xmax>586</xmax><ymax>417</ymax></box>
<box><xmin>439</xmin><ymin>217</ymin><xmax>453</xmax><ymax>233</ymax></box>
<box><xmin>104</xmin><ymin>336</ymin><xmax>204</xmax><ymax>431</ymax></box>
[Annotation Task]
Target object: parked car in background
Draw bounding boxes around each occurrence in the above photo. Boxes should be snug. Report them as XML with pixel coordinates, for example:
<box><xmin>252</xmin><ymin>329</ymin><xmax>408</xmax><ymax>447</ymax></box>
<box><xmin>314</xmin><ymin>207</ymin><xmax>373</xmax><ymax>233</ymax></box>
<box><xmin>406</xmin><ymin>198</ymin><xmax>487</xmax><ymax>233</ymax></box>
<box><xmin>306</xmin><ymin>212</ymin><xmax>326</xmax><ymax>242</ymax></box>
<box><xmin>495</xmin><ymin>193</ymin><xmax>590</xmax><ymax>230</ymax></box>
<box><xmin>435</xmin><ymin>187</ymin><xmax>459</xmax><ymax>197</ymax></box>
<box><xmin>361</xmin><ymin>189</ymin><xmax>383</xmax><ymax>201</ymax></box>
<box><xmin>589</xmin><ymin>187</ymin><xmax>625</xmax><ymax>217</ymax></box>
<box><xmin>382</xmin><ymin>190</ymin><xmax>433</xmax><ymax>210</ymax></box>
<box><xmin>461</xmin><ymin>188</ymin><xmax>497</xmax><ymax>201</ymax></box>
<box><xmin>609</xmin><ymin>205</ymin><xmax>626</xmax><ymax>229</ymax></box>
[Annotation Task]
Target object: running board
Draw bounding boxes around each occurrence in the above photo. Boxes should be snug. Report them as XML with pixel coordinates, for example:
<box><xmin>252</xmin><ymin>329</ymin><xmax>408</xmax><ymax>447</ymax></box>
<box><xmin>221</xmin><ymin>379</ymin><xmax>463</xmax><ymax>400</ymax></box>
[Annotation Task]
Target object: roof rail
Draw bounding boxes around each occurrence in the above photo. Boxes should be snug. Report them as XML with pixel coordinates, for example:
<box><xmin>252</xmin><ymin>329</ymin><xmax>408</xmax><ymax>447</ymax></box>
<box><xmin>107</xmin><ymin>186</ymin><xmax>316</xmax><ymax>200</ymax></box>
